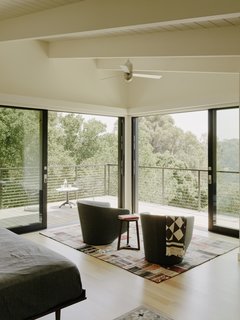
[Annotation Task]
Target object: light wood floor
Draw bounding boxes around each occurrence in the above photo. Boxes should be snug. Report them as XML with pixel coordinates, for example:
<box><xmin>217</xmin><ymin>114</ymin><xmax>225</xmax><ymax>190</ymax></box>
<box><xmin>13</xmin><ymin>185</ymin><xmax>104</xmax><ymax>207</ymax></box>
<box><xmin>22</xmin><ymin>230</ymin><xmax>240</xmax><ymax>320</ymax></box>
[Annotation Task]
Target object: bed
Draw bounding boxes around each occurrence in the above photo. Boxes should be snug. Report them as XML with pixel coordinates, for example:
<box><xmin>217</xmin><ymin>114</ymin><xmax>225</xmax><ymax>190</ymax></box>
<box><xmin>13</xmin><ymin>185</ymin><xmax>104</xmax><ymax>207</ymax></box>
<box><xmin>0</xmin><ymin>228</ymin><xmax>86</xmax><ymax>320</ymax></box>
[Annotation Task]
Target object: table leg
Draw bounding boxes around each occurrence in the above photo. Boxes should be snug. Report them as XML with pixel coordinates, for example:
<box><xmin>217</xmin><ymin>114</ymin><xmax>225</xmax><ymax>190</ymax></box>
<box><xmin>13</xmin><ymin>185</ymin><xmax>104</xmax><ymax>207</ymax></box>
<box><xmin>127</xmin><ymin>221</ymin><xmax>130</xmax><ymax>245</ymax></box>
<box><xmin>136</xmin><ymin>220</ymin><xmax>140</xmax><ymax>250</ymax></box>
<box><xmin>66</xmin><ymin>191</ymin><xmax>69</xmax><ymax>204</ymax></box>
<box><xmin>59</xmin><ymin>191</ymin><xmax>75</xmax><ymax>208</ymax></box>
<box><xmin>56</xmin><ymin>309</ymin><xmax>61</xmax><ymax>320</ymax></box>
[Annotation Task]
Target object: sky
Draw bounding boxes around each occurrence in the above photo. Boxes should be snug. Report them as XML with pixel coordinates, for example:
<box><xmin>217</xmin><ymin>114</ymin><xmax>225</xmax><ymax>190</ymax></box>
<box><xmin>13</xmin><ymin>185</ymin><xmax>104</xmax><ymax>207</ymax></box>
<box><xmin>216</xmin><ymin>108</ymin><xmax>239</xmax><ymax>140</ymax></box>
<box><xmin>172</xmin><ymin>109</ymin><xmax>239</xmax><ymax>141</ymax></box>
<box><xmin>172</xmin><ymin>111</ymin><xmax>208</xmax><ymax>140</ymax></box>
<box><xmin>81</xmin><ymin>109</ymin><xmax>239</xmax><ymax>140</ymax></box>
<box><xmin>82</xmin><ymin>111</ymin><xmax>208</xmax><ymax>137</ymax></box>
<box><xmin>82</xmin><ymin>114</ymin><xmax>116</xmax><ymax>132</ymax></box>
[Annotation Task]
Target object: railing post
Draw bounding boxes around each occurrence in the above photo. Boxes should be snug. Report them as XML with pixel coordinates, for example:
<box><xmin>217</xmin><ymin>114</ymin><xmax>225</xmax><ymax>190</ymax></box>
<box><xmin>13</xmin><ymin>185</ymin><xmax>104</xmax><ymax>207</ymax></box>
<box><xmin>198</xmin><ymin>170</ymin><xmax>201</xmax><ymax>211</ymax></box>
<box><xmin>162</xmin><ymin>168</ymin><xmax>165</xmax><ymax>205</ymax></box>
<box><xmin>0</xmin><ymin>168</ymin><xmax>2</xmax><ymax>209</ymax></box>
<box><xmin>75</xmin><ymin>165</ymin><xmax>78</xmax><ymax>199</ymax></box>
<box><xmin>104</xmin><ymin>164</ymin><xmax>107</xmax><ymax>195</ymax></box>
<box><xmin>107</xmin><ymin>164</ymin><xmax>110</xmax><ymax>195</ymax></box>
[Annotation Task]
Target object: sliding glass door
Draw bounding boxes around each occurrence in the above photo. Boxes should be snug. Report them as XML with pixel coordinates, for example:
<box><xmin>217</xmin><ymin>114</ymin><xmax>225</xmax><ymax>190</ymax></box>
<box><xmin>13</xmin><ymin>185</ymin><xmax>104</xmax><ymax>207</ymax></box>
<box><xmin>0</xmin><ymin>106</ymin><xmax>47</xmax><ymax>233</ymax></box>
<box><xmin>45</xmin><ymin>112</ymin><xmax>124</xmax><ymax>228</ymax></box>
<box><xmin>208</xmin><ymin>108</ymin><xmax>239</xmax><ymax>237</ymax></box>
<box><xmin>133</xmin><ymin>112</ymin><xmax>208</xmax><ymax>218</ymax></box>
<box><xmin>133</xmin><ymin>108</ymin><xmax>239</xmax><ymax>237</ymax></box>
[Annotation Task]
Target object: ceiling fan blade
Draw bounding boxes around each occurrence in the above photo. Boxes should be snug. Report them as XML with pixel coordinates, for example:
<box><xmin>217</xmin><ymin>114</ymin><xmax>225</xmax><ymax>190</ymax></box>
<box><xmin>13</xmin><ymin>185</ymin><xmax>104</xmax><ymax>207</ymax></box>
<box><xmin>120</xmin><ymin>59</ymin><xmax>133</xmax><ymax>74</ymax></box>
<box><xmin>133</xmin><ymin>73</ymin><xmax>162</xmax><ymax>79</ymax></box>
<box><xmin>120</xmin><ymin>64</ymin><xmax>130</xmax><ymax>73</ymax></box>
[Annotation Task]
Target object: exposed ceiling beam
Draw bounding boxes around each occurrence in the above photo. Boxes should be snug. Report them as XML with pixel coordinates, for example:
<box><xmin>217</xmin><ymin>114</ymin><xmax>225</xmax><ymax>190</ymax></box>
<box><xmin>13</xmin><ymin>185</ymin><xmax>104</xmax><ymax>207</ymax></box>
<box><xmin>0</xmin><ymin>0</ymin><xmax>239</xmax><ymax>41</ymax></box>
<box><xmin>48</xmin><ymin>26</ymin><xmax>240</xmax><ymax>60</ymax></box>
<box><xmin>96</xmin><ymin>57</ymin><xmax>240</xmax><ymax>74</ymax></box>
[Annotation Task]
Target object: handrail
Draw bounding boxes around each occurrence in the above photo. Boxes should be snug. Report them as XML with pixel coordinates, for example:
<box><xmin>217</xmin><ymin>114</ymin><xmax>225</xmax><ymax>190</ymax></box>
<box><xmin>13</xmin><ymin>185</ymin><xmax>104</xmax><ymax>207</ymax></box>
<box><xmin>0</xmin><ymin>164</ymin><xmax>239</xmax><ymax>213</ymax></box>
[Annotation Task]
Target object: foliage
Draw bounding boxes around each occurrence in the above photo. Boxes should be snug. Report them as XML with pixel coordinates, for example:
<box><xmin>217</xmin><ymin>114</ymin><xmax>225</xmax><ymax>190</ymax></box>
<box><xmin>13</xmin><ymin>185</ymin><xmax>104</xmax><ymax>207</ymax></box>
<box><xmin>48</xmin><ymin>112</ymin><xmax>74</xmax><ymax>166</ymax></box>
<box><xmin>0</xmin><ymin>108</ymin><xmax>40</xmax><ymax>169</ymax></box>
<box><xmin>217</xmin><ymin>138</ymin><xmax>239</xmax><ymax>171</ymax></box>
<box><xmin>48</xmin><ymin>112</ymin><xmax>118</xmax><ymax>166</ymax></box>
<box><xmin>0</xmin><ymin>107</ymin><xmax>238</xmax><ymax>215</ymax></box>
<box><xmin>138</xmin><ymin>115</ymin><xmax>208</xmax><ymax>210</ymax></box>
<box><xmin>138</xmin><ymin>115</ymin><xmax>207</xmax><ymax>169</ymax></box>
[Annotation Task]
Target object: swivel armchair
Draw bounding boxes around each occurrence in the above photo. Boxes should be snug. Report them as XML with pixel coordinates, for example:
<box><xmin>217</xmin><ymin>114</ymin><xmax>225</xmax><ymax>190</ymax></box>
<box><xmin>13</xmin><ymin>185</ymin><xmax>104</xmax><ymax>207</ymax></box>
<box><xmin>77</xmin><ymin>200</ymin><xmax>130</xmax><ymax>245</ymax></box>
<box><xmin>140</xmin><ymin>212</ymin><xmax>194</xmax><ymax>266</ymax></box>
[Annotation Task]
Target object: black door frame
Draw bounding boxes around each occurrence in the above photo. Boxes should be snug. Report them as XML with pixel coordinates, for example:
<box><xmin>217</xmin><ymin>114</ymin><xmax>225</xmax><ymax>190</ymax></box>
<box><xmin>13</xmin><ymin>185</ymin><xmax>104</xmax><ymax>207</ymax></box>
<box><xmin>132</xmin><ymin>117</ymin><xmax>138</xmax><ymax>213</ymax></box>
<box><xmin>118</xmin><ymin>117</ymin><xmax>125</xmax><ymax>208</ymax></box>
<box><xmin>208</xmin><ymin>108</ymin><xmax>239</xmax><ymax>238</ymax></box>
<box><xmin>0</xmin><ymin>106</ymin><xmax>48</xmax><ymax>234</ymax></box>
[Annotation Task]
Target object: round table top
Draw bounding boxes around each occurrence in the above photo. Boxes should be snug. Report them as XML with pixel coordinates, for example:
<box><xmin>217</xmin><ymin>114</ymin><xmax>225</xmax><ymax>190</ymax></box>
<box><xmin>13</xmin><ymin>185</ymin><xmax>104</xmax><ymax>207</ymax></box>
<box><xmin>56</xmin><ymin>186</ymin><xmax>79</xmax><ymax>192</ymax></box>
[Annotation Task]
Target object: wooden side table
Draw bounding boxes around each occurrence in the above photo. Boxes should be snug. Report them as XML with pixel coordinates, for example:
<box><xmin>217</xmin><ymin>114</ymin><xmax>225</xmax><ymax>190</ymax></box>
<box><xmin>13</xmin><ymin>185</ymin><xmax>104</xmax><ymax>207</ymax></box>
<box><xmin>117</xmin><ymin>214</ymin><xmax>140</xmax><ymax>250</ymax></box>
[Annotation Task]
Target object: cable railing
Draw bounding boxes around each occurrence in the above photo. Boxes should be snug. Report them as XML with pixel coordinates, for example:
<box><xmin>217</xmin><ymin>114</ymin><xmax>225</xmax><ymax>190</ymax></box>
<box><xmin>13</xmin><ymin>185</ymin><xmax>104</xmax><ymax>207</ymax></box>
<box><xmin>138</xmin><ymin>166</ymin><xmax>239</xmax><ymax>215</ymax></box>
<box><xmin>138</xmin><ymin>166</ymin><xmax>208</xmax><ymax>211</ymax></box>
<box><xmin>0</xmin><ymin>164</ymin><xmax>118</xmax><ymax>209</ymax></box>
<box><xmin>0</xmin><ymin>165</ymin><xmax>239</xmax><ymax>217</ymax></box>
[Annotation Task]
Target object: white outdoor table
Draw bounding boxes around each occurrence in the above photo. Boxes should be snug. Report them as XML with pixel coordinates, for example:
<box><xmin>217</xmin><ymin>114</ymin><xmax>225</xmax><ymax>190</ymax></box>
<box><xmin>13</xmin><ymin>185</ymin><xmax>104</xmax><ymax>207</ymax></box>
<box><xmin>56</xmin><ymin>186</ymin><xmax>79</xmax><ymax>208</ymax></box>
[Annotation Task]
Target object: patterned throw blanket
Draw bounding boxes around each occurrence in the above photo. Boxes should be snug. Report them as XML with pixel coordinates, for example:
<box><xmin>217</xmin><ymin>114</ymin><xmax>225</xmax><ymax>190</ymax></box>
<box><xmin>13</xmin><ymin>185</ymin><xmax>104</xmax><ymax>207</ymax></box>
<box><xmin>166</xmin><ymin>216</ymin><xmax>186</xmax><ymax>257</ymax></box>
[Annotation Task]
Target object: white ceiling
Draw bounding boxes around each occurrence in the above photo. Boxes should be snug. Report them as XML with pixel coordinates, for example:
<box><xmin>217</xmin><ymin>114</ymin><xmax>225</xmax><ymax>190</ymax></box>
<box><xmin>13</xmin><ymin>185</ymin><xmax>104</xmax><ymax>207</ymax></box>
<box><xmin>0</xmin><ymin>0</ymin><xmax>239</xmax><ymax>115</ymax></box>
<box><xmin>0</xmin><ymin>0</ymin><xmax>239</xmax><ymax>42</ymax></box>
<box><xmin>0</xmin><ymin>0</ymin><xmax>83</xmax><ymax>21</ymax></box>
<box><xmin>46</xmin><ymin>14</ymin><xmax>240</xmax><ymax>41</ymax></box>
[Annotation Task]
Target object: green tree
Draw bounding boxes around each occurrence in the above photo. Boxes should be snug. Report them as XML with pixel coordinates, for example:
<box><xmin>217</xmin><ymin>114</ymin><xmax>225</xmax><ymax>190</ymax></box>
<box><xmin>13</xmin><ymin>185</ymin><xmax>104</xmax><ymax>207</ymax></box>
<box><xmin>138</xmin><ymin>114</ymin><xmax>208</xmax><ymax>210</ymax></box>
<box><xmin>0</xmin><ymin>108</ymin><xmax>40</xmax><ymax>168</ymax></box>
<box><xmin>217</xmin><ymin>138</ymin><xmax>239</xmax><ymax>171</ymax></box>
<box><xmin>139</xmin><ymin>115</ymin><xmax>207</xmax><ymax>169</ymax></box>
<box><xmin>57</xmin><ymin>113</ymin><xmax>107</xmax><ymax>165</ymax></box>
<box><xmin>48</xmin><ymin>112</ymin><xmax>74</xmax><ymax>166</ymax></box>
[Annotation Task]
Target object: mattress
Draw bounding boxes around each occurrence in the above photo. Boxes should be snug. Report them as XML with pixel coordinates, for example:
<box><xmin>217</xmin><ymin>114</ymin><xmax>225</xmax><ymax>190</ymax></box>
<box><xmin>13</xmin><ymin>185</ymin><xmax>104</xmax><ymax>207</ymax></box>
<box><xmin>0</xmin><ymin>228</ymin><xmax>84</xmax><ymax>320</ymax></box>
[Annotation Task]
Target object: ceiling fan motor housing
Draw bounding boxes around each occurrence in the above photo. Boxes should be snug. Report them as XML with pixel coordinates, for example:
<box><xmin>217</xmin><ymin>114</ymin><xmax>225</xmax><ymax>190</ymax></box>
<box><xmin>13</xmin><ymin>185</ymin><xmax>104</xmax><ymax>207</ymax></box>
<box><xmin>124</xmin><ymin>72</ymin><xmax>133</xmax><ymax>82</ymax></box>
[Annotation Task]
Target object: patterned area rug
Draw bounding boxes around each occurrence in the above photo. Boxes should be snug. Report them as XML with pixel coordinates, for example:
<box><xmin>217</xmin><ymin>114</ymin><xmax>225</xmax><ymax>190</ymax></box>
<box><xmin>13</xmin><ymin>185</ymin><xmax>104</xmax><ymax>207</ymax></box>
<box><xmin>41</xmin><ymin>224</ymin><xmax>238</xmax><ymax>284</ymax></box>
<box><xmin>114</xmin><ymin>306</ymin><xmax>172</xmax><ymax>320</ymax></box>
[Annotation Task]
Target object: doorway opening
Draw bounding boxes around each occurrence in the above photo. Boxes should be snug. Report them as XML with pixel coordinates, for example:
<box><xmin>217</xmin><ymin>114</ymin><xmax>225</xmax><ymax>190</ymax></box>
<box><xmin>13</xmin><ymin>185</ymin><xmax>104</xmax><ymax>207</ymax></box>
<box><xmin>133</xmin><ymin>108</ymin><xmax>239</xmax><ymax>237</ymax></box>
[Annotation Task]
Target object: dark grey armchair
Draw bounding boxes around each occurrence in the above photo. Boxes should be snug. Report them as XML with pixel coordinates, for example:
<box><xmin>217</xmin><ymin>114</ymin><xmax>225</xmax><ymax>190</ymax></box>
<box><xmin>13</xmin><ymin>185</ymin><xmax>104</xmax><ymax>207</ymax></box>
<box><xmin>77</xmin><ymin>200</ymin><xmax>130</xmax><ymax>245</ymax></box>
<box><xmin>140</xmin><ymin>213</ymin><xmax>194</xmax><ymax>266</ymax></box>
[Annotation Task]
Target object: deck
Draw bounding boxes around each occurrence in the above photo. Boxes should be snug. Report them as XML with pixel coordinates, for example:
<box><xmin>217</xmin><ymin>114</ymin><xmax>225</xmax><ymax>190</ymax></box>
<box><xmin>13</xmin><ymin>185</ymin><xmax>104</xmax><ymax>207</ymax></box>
<box><xmin>0</xmin><ymin>195</ymin><xmax>238</xmax><ymax>231</ymax></box>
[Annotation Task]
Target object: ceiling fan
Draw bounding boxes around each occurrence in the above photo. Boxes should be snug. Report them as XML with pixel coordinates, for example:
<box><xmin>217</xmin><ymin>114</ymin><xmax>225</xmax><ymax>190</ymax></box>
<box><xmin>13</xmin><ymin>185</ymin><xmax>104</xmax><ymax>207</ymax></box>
<box><xmin>120</xmin><ymin>59</ymin><xmax>162</xmax><ymax>82</ymax></box>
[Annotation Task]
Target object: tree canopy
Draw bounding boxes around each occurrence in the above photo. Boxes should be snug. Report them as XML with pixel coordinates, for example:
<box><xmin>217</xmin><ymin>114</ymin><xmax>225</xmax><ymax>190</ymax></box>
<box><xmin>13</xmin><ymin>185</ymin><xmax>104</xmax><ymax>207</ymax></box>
<box><xmin>138</xmin><ymin>115</ymin><xmax>207</xmax><ymax>169</ymax></box>
<box><xmin>0</xmin><ymin>108</ymin><xmax>40</xmax><ymax>168</ymax></box>
<box><xmin>48</xmin><ymin>112</ymin><xmax>118</xmax><ymax>166</ymax></box>
<box><xmin>0</xmin><ymin>107</ymin><xmax>238</xmax><ymax>214</ymax></box>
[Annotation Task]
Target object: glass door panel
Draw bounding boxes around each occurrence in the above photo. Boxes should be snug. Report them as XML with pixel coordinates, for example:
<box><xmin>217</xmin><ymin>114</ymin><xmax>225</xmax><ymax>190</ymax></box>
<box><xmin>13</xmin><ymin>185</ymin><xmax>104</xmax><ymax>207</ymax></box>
<box><xmin>0</xmin><ymin>107</ymin><xmax>47</xmax><ymax>233</ymax></box>
<box><xmin>135</xmin><ymin>112</ymin><xmax>208</xmax><ymax>225</ymax></box>
<box><xmin>209</xmin><ymin>108</ymin><xmax>239</xmax><ymax>236</ymax></box>
<box><xmin>46</xmin><ymin>112</ymin><xmax>121</xmax><ymax>228</ymax></box>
